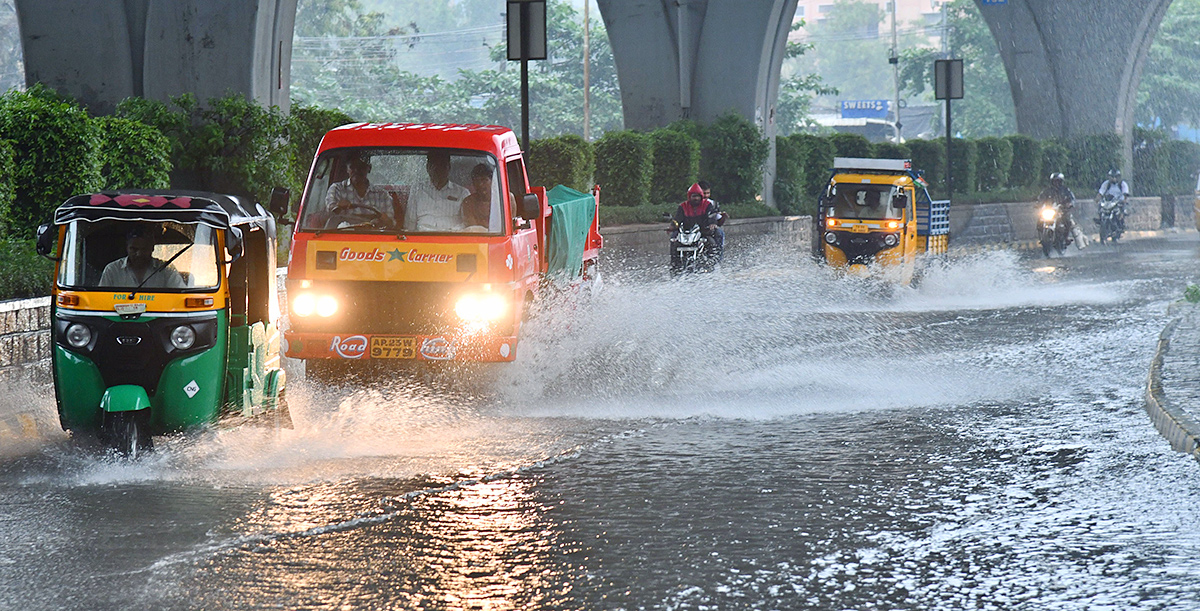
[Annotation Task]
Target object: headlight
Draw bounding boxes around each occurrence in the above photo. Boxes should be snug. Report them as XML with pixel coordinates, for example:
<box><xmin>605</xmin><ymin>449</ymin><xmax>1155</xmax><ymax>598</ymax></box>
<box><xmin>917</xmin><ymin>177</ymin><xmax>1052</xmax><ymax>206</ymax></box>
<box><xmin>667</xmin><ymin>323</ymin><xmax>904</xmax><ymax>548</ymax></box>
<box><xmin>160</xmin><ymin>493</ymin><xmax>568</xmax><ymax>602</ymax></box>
<box><xmin>170</xmin><ymin>325</ymin><xmax>196</xmax><ymax>350</ymax></box>
<box><xmin>292</xmin><ymin>293</ymin><xmax>315</xmax><ymax>317</ymax></box>
<box><xmin>65</xmin><ymin>323</ymin><xmax>91</xmax><ymax>348</ymax></box>
<box><xmin>455</xmin><ymin>293</ymin><xmax>508</xmax><ymax>322</ymax></box>
<box><xmin>824</xmin><ymin>232</ymin><xmax>838</xmax><ymax>244</ymax></box>
<box><xmin>1040</xmin><ymin>208</ymin><xmax>1057</xmax><ymax>221</ymax></box>
<box><xmin>316</xmin><ymin>295</ymin><xmax>338</xmax><ymax>317</ymax></box>
<box><xmin>883</xmin><ymin>233</ymin><xmax>899</xmax><ymax>247</ymax></box>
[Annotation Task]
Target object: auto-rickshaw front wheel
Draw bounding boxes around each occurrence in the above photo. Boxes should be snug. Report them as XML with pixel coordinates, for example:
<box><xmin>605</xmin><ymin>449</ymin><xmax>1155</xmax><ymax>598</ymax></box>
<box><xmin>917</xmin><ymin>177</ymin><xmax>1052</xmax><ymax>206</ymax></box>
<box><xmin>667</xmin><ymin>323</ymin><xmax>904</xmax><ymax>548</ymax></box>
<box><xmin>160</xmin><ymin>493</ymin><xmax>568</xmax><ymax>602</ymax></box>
<box><xmin>102</xmin><ymin>410</ymin><xmax>153</xmax><ymax>458</ymax></box>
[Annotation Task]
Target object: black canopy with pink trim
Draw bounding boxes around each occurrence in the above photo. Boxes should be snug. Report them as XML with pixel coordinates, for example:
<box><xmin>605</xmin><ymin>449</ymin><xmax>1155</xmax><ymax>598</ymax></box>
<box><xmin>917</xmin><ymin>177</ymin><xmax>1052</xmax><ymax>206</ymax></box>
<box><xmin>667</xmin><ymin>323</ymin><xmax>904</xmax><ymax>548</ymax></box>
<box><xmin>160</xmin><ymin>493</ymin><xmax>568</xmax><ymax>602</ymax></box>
<box><xmin>52</xmin><ymin>190</ymin><xmax>273</xmax><ymax>233</ymax></box>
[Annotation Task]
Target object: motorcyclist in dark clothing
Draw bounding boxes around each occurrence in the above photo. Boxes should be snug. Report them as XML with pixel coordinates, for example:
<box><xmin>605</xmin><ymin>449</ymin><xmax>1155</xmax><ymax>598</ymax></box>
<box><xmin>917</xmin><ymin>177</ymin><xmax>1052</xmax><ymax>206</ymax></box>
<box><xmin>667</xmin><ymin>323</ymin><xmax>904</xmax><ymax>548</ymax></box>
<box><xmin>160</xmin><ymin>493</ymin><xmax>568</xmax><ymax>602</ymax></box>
<box><xmin>697</xmin><ymin>180</ymin><xmax>729</xmax><ymax>252</ymax></box>
<box><xmin>672</xmin><ymin>183</ymin><xmax>723</xmax><ymax>259</ymax></box>
<box><xmin>1038</xmin><ymin>172</ymin><xmax>1086</xmax><ymax>248</ymax></box>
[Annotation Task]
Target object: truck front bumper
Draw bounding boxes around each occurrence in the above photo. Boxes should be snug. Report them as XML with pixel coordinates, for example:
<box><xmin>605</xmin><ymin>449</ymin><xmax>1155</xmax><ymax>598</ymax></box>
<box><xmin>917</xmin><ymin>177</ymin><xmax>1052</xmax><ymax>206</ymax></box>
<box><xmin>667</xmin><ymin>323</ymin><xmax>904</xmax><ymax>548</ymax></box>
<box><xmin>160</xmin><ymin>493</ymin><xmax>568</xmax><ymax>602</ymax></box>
<box><xmin>284</xmin><ymin>331</ymin><xmax>518</xmax><ymax>362</ymax></box>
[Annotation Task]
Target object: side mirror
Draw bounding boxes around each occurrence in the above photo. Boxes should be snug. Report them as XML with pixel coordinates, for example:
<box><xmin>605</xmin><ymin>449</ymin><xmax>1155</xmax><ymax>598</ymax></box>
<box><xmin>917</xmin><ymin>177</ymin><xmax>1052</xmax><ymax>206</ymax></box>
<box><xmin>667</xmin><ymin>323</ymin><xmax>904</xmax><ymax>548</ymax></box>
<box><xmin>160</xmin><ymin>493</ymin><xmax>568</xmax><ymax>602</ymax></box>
<box><xmin>225</xmin><ymin>227</ymin><xmax>244</xmax><ymax>262</ymax></box>
<box><xmin>520</xmin><ymin>193</ymin><xmax>541</xmax><ymax>220</ymax></box>
<box><xmin>268</xmin><ymin>187</ymin><xmax>291</xmax><ymax>221</ymax></box>
<box><xmin>35</xmin><ymin>223</ymin><xmax>56</xmax><ymax>259</ymax></box>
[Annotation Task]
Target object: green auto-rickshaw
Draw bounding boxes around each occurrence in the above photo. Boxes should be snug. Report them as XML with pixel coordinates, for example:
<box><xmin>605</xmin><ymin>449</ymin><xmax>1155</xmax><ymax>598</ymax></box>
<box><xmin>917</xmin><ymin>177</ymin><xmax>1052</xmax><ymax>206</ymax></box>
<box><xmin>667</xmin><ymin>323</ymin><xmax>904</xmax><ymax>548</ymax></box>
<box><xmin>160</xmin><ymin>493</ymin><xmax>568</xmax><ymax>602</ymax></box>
<box><xmin>36</xmin><ymin>190</ymin><xmax>291</xmax><ymax>455</ymax></box>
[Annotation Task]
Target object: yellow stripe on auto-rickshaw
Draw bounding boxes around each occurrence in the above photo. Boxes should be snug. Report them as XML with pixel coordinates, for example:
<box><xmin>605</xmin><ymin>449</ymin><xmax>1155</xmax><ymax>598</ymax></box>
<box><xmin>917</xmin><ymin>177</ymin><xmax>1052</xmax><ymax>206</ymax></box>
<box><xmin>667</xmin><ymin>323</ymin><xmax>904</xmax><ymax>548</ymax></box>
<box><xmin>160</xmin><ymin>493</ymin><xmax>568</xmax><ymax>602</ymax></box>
<box><xmin>303</xmin><ymin>240</ymin><xmax>490</xmax><ymax>282</ymax></box>
<box><xmin>53</xmin><ymin>290</ymin><xmax>227</xmax><ymax>312</ymax></box>
<box><xmin>833</xmin><ymin>173</ymin><xmax>914</xmax><ymax>187</ymax></box>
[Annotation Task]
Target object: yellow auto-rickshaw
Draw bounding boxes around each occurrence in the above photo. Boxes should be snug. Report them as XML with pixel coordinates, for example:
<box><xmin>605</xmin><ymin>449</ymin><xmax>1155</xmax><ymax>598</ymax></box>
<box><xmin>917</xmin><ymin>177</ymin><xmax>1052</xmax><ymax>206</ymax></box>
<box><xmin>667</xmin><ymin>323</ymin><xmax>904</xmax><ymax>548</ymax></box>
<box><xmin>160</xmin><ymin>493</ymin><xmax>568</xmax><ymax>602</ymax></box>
<box><xmin>816</xmin><ymin>157</ymin><xmax>949</xmax><ymax>284</ymax></box>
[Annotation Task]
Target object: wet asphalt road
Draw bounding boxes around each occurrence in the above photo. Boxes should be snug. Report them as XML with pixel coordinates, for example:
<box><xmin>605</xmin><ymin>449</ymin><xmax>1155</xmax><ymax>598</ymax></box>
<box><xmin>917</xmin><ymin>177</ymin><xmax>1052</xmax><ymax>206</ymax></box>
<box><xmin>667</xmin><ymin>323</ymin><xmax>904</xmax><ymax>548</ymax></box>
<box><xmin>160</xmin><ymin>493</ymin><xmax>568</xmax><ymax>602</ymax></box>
<box><xmin>3</xmin><ymin>233</ymin><xmax>1200</xmax><ymax>610</ymax></box>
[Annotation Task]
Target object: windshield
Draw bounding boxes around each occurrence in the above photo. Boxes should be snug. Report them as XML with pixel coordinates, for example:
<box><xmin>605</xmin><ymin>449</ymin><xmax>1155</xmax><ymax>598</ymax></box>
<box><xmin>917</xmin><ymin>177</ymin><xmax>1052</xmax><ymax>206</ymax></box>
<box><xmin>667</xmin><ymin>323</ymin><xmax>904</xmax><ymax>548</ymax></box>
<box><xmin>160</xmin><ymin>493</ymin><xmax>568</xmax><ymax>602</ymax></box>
<box><xmin>57</xmin><ymin>220</ymin><xmax>221</xmax><ymax>291</ymax></box>
<box><xmin>298</xmin><ymin>147</ymin><xmax>506</xmax><ymax>235</ymax></box>
<box><xmin>825</xmin><ymin>183</ymin><xmax>905</xmax><ymax>220</ymax></box>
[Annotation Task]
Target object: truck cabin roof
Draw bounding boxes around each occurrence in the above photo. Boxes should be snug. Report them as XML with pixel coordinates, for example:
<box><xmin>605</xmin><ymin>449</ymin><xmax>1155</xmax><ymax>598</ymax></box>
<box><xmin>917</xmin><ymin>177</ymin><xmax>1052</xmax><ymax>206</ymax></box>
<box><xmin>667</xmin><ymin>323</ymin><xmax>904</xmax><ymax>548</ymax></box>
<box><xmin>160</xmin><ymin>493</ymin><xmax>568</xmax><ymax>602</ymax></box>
<box><xmin>319</xmin><ymin>123</ymin><xmax>523</xmax><ymax>159</ymax></box>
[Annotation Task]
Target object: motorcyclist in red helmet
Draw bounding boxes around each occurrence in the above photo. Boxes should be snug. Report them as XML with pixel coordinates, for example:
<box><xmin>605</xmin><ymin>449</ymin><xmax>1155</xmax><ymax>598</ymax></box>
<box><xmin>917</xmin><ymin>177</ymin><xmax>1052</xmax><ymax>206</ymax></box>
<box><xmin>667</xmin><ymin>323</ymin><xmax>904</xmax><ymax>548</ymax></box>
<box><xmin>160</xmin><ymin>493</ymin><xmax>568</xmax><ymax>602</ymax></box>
<box><xmin>671</xmin><ymin>183</ymin><xmax>723</xmax><ymax>258</ymax></box>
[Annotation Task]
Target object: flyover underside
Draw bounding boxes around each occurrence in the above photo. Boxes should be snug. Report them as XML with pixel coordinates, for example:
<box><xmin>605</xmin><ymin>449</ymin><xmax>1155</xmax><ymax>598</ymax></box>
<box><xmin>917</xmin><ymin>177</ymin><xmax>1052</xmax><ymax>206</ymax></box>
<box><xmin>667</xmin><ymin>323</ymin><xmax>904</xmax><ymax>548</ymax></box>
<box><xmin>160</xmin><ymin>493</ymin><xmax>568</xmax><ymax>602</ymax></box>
<box><xmin>978</xmin><ymin>0</ymin><xmax>1171</xmax><ymax>172</ymax></box>
<box><xmin>15</xmin><ymin>0</ymin><xmax>296</xmax><ymax>114</ymax></box>
<box><xmin>597</xmin><ymin>0</ymin><xmax>797</xmax><ymax>205</ymax></box>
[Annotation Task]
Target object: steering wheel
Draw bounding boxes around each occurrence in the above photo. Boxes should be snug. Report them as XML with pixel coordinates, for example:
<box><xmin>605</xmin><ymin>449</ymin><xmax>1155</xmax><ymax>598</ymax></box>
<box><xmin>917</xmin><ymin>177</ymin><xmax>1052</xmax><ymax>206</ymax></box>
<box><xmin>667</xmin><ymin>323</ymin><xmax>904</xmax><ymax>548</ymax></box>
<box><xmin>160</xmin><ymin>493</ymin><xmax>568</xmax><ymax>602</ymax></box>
<box><xmin>329</xmin><ymin>203</ymin><xmax>392</xmax><ymax>229</ymax></box>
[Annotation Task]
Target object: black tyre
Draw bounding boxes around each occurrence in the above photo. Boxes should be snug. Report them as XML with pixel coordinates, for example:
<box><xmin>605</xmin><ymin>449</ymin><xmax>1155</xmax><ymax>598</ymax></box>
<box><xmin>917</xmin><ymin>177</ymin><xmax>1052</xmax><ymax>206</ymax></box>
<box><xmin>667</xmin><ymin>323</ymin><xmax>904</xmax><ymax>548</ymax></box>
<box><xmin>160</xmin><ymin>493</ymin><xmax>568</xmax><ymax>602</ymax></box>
<box><xmin>104</xmin><ymin>410</ymin><xmax>152</xmax><ymax>458</ymax></box>
<box><xmin>1042</xmin><ymin>239</ymin><xmax>1052</xmax><ymax>257</ymax></box>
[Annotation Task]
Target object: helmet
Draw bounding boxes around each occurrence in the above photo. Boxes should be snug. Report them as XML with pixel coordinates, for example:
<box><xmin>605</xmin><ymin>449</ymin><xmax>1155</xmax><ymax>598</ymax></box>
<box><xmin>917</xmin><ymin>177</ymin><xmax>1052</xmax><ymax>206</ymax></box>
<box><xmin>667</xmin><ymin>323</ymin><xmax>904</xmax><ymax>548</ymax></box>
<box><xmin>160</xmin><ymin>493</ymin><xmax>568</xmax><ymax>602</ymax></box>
<box><xmin>1050</xmin><ymin>172</ymin><xmax>1064</xmax><ymax>185</ymax></box>
<box><xmin>687</xmin><ymin>183</ymin><xmax>704</xmax><ymax>198</ymax></box>
<box><xmin>1108</xmin><ymin>169</ymin><xmax>1121</xmax><ymax>180</ymax></box>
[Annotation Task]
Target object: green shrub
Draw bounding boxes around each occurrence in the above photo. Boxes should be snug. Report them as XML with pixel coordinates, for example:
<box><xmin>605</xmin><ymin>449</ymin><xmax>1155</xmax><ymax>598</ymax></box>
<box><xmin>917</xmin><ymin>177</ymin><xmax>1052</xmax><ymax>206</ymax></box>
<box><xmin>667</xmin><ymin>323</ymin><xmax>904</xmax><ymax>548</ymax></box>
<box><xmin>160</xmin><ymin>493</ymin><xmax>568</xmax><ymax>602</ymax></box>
<box><xmin>1064</xmin><ymin>133</ymin><xmax>1122</xmax><ymax>191</ymax></box>
<box><xmin>974</xmin><ymin>136</ymin><xmax>1013</xmax><ymax>192</ymax></box>
<box><xmin>0</xmin><ymin>139</ymin><xmax>14</xmax><ymax>236</ymax></box>
<box><xmin>0</xmin><ymin>238</ymin><xmax>52</xmax><ymax>299</ymax></box>
<box><xmin>1132</xmin><ymin>128</ymin><xmax>1168</xmax><ymax>196</ymax></box>
<box><xmin>0</xmin><ymin>85</ymin><xmax>103</xmax><ymax>237</ymax></box>
<box><xmin>117</xmin><ymin>93</ymin><xmax>290</xmax><ymax>204</ymax></box>
<box><xmin>594</xmin><ymin>130</ymin><xmax>652</xmax><ymax>207</ymax></box>
<box><xmin>289</xmin><ymin>104</ymin><xmax>354</xmax><ymax>198</ymax></box>
<box><xmin>947</xmin><ymin>138</ymin><xmax>977</xmax><ymax>194</ymax></box>
<box><xmin>699</xmin><ymin>113</ymin><xmax>769</xmax><ymax>204</ymax></box>
<box><xmin>1041</xmin><ymin>140</ymin><xmax>1070</xmax><ymax>187</ymax></box>
<box><xmin>906</xmin><ymin>138</ymin><xmax>944</xmax><ymax>193</ymax></box>
<box><xmin>793</xmin><ymin>133</ymin><xmax>836</xmax><ymax>199</ymax></box>
<box><xmin>829</xmin><ymin>132</ymin><xmax>872</xmax><ymax>158</ymax></box>
<box><xmin>528</xmin><ymin>134</ymin><xmax>595</xmax><ymax>193</ymax></box>
<box><xmin>1004</xmin><ymin>134</ymin><xmax>1042</xmax><ymax>188</ymax></box>
<box><xmin>774</xmin><ymin>135</ymin><xmax>807</xmax><ymax>215</ymax></box>
<box><xmin>648</xmin><ymin>128</ymin><xmax>700</xmax><ymax>204</ymax></box>
<box><xmin>95</xmin><ymin>116</ymin><xmax>172</xmax><ymax>191</ymax></box>
<box><xmin>872</xmin><ymin>141</ymin><xmax>911</xmax><ymax>160</ymax></box>
<box><xmin>1161</xmin><ymin>139</ymin><xmax>1200</xmax><ymax>195</ymax></box>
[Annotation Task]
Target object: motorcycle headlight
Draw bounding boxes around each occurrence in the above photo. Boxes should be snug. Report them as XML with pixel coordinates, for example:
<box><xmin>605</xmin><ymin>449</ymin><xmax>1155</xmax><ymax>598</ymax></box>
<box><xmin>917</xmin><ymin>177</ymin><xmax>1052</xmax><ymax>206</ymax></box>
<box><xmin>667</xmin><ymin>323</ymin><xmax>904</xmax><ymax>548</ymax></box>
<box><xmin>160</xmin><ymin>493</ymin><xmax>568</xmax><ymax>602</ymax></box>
<box><xmin>292</xmin><ymin>293</ymin><xmax>315</xmax><ymax>317</ymax></box>
<box><xmin>455</xmin><ymin>293</ymin><xmax>508</xmax><ymax>322</ymax></box>
<box><xmin>883</xmin><ymin>233</ymin><xmax>899</xmax><ymax>247</ymax></box>
<box><xmin>1040</xmin><ymin>208</ymin><xmax>1057</xmax><ymax>221</ymax></box>
<box><xmin>65</xmin><ymin>323</ymin><xmax>91</xmax><ymax>349</ymax></box>
<box><xmin>824</xmin><ymin>232</ymin><xmax>838</xmax><ymax>244</ymax></box>
<box><xmin>316</xmin><ymin>295</ymin><xmax>338</xmax><ymax>317</ymax></box>
<box><xmin>170</xmin><ymin>325</ymin><xmax>196</xmax><ymax>350</ymax></box>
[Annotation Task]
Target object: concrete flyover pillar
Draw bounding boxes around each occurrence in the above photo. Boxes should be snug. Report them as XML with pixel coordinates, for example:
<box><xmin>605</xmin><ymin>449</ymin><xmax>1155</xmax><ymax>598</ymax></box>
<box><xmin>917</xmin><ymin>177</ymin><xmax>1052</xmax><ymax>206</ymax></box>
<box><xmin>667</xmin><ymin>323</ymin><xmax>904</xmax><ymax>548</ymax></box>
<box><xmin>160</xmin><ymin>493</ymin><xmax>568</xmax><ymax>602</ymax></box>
<box><xmin>15</xmin><ymin>0</ymin><xmax>297</xmax><ymax>114</ymax></box>
<box><xmin>977</xmin><ymin>0</ymin><xmax>1172</xmax><ymax>176</ymax></box>
<box><xmin>596</xmin><ymin>0</ymin><xmax>798</xmax><ymax>207</ymax></box>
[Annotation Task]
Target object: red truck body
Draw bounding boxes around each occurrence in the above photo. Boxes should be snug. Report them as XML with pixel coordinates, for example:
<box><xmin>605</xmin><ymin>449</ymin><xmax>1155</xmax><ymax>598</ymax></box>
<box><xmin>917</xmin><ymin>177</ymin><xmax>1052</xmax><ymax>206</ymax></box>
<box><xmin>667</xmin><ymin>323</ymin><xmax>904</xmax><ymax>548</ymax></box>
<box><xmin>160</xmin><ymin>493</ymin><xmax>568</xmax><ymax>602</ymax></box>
<box><xmin>283</xmin><ymin>123</ymin><xmax>601</xmax><ymax>363</ymax></box>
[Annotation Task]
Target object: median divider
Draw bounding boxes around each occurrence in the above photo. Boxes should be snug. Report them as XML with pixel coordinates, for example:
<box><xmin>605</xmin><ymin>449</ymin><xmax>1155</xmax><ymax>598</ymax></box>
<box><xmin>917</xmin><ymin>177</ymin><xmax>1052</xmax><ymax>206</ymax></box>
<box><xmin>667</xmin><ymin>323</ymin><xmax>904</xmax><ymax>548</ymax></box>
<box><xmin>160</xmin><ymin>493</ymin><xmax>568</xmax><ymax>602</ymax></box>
<box><xmin>1146</xmin><ymin>304</ymin><xmax>1200</xmax><ymax>461</ymax></box>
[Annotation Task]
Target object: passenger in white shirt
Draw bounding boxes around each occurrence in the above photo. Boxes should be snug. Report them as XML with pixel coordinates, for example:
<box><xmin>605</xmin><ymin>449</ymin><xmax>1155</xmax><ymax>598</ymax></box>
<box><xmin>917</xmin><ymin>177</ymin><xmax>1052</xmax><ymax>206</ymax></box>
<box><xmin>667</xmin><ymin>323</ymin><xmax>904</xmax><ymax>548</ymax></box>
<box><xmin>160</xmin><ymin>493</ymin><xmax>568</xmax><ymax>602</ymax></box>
<box><xmin>405</xmin><ymin>151</ymin><xmax>471</xmax><ymax>232</ymax></box>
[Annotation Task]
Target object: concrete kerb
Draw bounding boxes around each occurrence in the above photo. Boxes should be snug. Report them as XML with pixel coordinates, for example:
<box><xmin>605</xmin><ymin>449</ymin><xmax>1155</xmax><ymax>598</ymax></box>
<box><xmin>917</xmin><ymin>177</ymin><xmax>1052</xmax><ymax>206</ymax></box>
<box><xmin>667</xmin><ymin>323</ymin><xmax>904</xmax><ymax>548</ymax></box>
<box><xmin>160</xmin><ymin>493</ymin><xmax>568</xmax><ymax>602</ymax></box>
<box><xmin>1145</xmin><ymin>312</ymin><xmax>1200</xmax><ymax>461</ymax></box>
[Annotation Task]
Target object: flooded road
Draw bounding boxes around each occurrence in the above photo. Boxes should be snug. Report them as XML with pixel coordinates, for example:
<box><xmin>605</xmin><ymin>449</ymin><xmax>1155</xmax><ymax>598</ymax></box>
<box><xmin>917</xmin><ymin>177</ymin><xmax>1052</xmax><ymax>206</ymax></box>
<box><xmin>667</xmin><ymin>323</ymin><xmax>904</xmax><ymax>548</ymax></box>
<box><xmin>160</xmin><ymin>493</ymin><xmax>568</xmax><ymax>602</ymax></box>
<box><xmin>3</xmin><ymin>235</ymin><xmax>1200</xmax><ymax>610</ymax></box>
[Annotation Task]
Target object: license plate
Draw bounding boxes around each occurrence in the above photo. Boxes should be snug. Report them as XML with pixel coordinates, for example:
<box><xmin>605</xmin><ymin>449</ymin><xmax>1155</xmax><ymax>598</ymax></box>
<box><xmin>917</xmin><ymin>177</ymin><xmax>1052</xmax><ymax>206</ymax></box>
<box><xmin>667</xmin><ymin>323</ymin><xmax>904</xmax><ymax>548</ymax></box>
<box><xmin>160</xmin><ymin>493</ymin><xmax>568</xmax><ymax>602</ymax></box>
<box><xmin>370</xmin><ymin>336</ymin><xmax>417</xmax><ymax>359</ymax></box>
<box><xmin>850</xmin><ymin>224</ymin><xmax>870</xmax><ymax>233</ymax></box>
<box><xmin>677</xmin><ymin>247</ymin><xmax>699</xmax><ymax>252</ymax></box>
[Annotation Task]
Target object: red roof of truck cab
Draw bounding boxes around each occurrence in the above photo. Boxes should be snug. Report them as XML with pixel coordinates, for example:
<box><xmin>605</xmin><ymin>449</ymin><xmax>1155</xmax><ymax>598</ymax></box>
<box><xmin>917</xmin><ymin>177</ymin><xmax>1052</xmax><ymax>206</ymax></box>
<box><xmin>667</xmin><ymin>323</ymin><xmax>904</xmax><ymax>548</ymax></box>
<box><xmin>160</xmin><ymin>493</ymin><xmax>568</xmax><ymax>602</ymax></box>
<box><xmin>318</xmin><ymin>123</ymin><xmax>523</xmax><ymax>159</ymax></box>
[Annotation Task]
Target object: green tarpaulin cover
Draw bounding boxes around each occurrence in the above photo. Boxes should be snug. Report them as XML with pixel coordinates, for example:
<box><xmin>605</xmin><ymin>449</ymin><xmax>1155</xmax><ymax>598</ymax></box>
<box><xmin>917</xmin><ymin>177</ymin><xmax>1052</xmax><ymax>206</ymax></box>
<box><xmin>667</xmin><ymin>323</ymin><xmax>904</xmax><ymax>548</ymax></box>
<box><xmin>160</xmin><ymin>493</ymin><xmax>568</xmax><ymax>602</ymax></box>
<box><xmin>545</xmin><ymin>185</ymin><xmax>596</xmax><ymax>282</ymax></box>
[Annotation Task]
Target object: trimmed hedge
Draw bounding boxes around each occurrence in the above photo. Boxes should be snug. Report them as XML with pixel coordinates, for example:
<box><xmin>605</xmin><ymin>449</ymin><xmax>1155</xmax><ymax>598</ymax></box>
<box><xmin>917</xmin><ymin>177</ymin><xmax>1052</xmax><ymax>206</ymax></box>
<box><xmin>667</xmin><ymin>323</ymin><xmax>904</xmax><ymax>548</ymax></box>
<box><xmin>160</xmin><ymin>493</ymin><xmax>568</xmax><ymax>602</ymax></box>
<box><xmin>829</xmin><ymin>132</ymin><xmax>872</xmax><ymax>158</ymax></box>
<box><xmin>975</xmin><ymin>136</ymin><xmax>1013</xmax><ymax>192</ymax></box>
<box><xmin>699</xmin><ymin>113</ymin><xmax>769</xmax><ymax>204</ymax></box>
<box><xmin>1004</xmin><ymin>134</ymin><xmax>1042</xmax><ymax>188</ymax></box>
<box><xmin>948</xmin><ymin>138</ymin><xmax>977</xmax><ymax>194</ymax></box>
<box><xmin>1064</xmin><ymin>133</ymin><xmax>1122</xmax><ymax>191</ymax></box>
<box><xmin>528</xmin><ymin>134</ymin><xmax>595</xmax><ymax>193</ymax></box>
<box><xmin>594</xmin><ymin>129</ymin><xmax>652</xmax><ymax>207</ymax></box>
<box><xmin>290</xmin><ymin>104</ymin><xmax>354</xmax><ymax>197</ymax></box>
<box><xmin>0</xmin><ymin>139</ymin><xmax>13</xmax><ymax>236</ymax></box>
<box><xmin>0</xmin><ymin>85</ymin><xmax>103</xmax><ymax>237</ymax></box>
<box><xmin>774</xmin><ymin>135</ymin><xmax>806</xmax><ymax>215</ymax></box>
<box><xmin>649</xmin><ymin>128</ymin><xmax>700</xmax><ymax>204</ymax></box>
<box><xmin>1161</xmin><ymin>139</ymin><xmax>1200</xmax><ymax>195</ymax></box>
<box><xmin>1040</xmin><ymin>140</ymin><xmax>1070</xmax><ymax>186</ymax></box>
<box><xmin>793</xmin><ymin>133</ymin><xmax>837</xmax><ymax>199</ymax></box>
<box><xmin>906</xmin><ymin>138</ymin><xmax>944</xmax><ymax>193</ymax></box>
<box><xmin>95</xmin><ymin>116</ymin><xmax>172</xmax><ymax>191</ymax></box>
<box><xmin>872</xmin><ymin>141</ymin><xmax>911</xmax><ymax>161</ymax></box>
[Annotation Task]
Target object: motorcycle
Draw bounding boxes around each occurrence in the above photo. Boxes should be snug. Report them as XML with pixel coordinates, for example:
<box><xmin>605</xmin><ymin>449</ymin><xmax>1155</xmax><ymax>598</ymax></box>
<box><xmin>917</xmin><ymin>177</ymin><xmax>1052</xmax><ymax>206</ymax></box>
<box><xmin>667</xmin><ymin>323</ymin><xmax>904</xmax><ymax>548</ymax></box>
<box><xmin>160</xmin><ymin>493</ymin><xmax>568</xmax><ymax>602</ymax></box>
<box><xmin>1096</xmin><ymin>193</ymin><xmax>1125</xmax><ymax>245</ymax></box>
<box><xmin>1037</xmin><ymin>199</ymin><xmax>1071</xmax><ymax>257</ymax></box>
<box><xmin>669</xmin><ymin>223</ymin><xmax>717</xmax><ymax>275</ymax></box>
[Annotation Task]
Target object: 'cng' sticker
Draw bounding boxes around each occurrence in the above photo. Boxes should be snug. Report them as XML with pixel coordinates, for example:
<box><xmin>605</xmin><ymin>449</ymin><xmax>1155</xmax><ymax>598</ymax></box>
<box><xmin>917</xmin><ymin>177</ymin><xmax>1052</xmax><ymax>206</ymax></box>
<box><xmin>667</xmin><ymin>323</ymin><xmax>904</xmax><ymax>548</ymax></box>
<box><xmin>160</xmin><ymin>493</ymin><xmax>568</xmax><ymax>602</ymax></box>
<box><xmin>184</xmin><ymin>380</ymin><xmax>200</xmax><ymax>398</ymax></box>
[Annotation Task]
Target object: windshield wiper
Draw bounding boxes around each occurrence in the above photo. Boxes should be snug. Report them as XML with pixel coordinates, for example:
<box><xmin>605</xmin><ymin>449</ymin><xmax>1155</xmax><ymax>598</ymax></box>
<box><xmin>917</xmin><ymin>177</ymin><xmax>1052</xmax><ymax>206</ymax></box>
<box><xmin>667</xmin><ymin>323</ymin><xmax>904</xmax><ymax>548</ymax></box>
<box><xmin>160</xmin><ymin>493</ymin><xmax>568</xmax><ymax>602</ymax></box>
<box><xmin>128</xmin><ymin>243</ymin><xmax>192</xmax><ymax>300</ymax></box>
